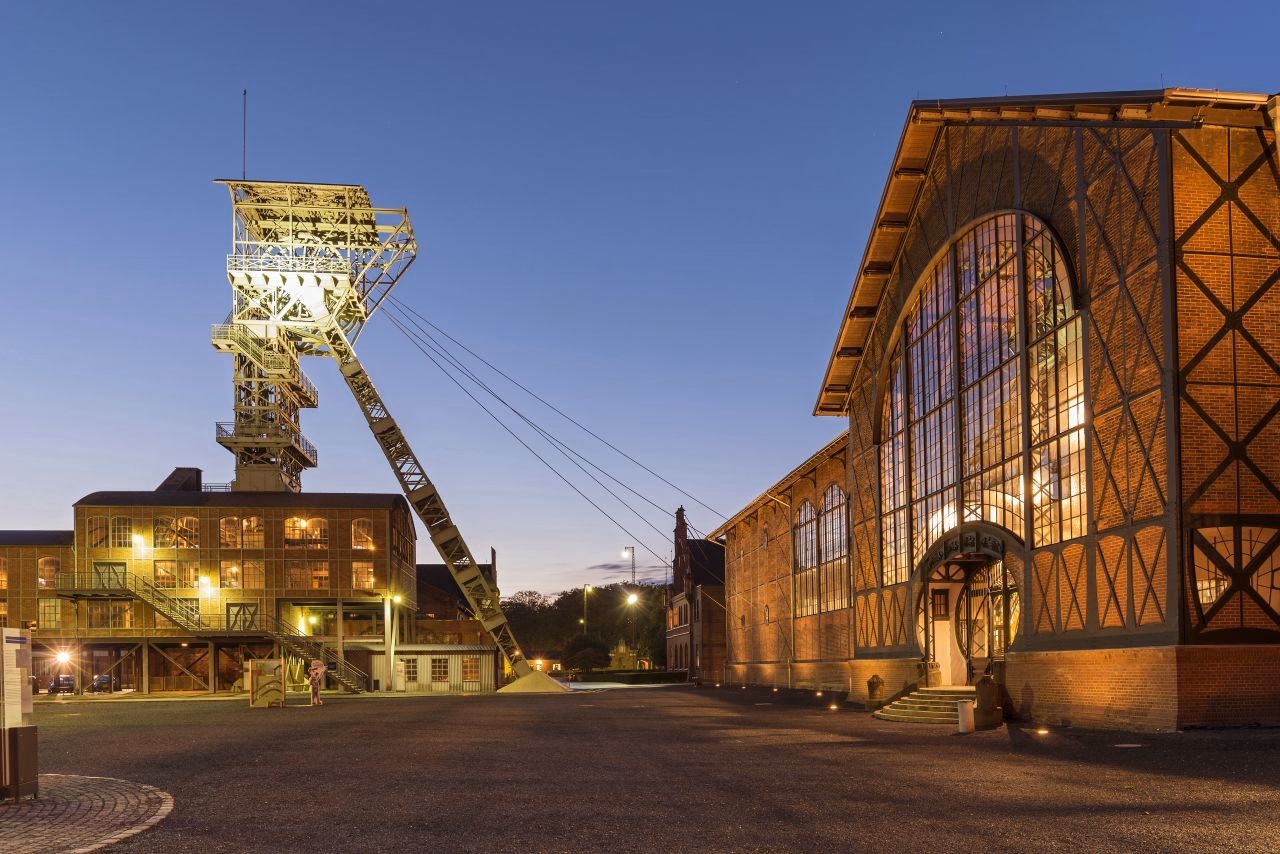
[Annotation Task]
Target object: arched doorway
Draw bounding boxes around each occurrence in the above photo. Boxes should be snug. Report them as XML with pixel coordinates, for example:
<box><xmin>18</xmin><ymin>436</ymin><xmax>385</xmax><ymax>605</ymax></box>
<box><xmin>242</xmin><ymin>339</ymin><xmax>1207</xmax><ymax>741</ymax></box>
<box><xmin>912</xmin><ymin>525</ymin><xmax>1021</xmax><ymax>687</ymax></box>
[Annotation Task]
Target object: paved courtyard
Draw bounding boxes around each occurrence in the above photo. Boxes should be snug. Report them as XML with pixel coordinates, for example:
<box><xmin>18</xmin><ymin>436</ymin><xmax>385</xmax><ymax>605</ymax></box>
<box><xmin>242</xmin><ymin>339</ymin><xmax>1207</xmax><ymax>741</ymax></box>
<box><xmin>32</xmin><ymin>686</ymin><xmax>1280</xmax><ymax>852</ymax></box>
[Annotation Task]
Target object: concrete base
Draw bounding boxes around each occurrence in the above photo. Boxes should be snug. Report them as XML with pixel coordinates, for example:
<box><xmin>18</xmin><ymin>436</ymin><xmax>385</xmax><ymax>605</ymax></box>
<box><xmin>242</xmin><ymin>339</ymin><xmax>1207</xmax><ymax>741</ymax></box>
<box><xmin>496</xmin><ymin>670</ymin><xmax>569</xmax><ymax>694</ymax></box>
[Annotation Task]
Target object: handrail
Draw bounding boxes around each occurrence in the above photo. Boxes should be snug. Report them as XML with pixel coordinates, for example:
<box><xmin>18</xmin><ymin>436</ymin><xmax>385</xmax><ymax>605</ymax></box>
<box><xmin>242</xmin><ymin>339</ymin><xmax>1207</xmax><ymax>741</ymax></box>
<box><xmin>262</xmin><ymin>614</ymin><xmax>369</xmax><ymax>687</ymax></box>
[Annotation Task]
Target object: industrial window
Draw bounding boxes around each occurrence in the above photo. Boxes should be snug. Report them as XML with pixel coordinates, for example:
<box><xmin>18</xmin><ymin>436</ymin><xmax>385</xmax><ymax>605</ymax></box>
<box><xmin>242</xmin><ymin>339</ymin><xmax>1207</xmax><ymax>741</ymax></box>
<box><xmin>178</xmin><ymin>561</ymin><xmax>200</xmax><ymax>589</ymax></box>
<box><xmin>110</xmin><ymin>516</ymin><xmax>133</xmax><ymax>549</ymax></box>
<box><xmin>351</xmin><ymin>518</ymin><xmax>375</xmax><ymax>551</ymax></box>
<box><xmin>154</xmin><ymin>561</ymin><xmax>176</xmax><ymax>589</ymax></box>
<box><xmin>0</xmin><ymin>557</ymin><xmax>6</xmax><ymax>589</ymax></box>
<box><xmin>431</xmin><ymin>658</ymin><xmax>449</xmax><ymax>682</ymax></box>
<box><xmin>351</xmin><ymin>561</ymin><xmax>375</xmax><ymax>590</ymax></box>
<box><xmin>462</xmin><ymin>656</ymin><xmax>481</xmax><ymax>682</ymax></box>
<box><xmin>87</xmin><ymin>599</ymin><xmax>133</xmax><ymax>629</ymax></box>
<box><xmin>818</xmin><ymin>483</ymin><xmax>849</xmax><ymax>612</ymax></box>
<box><xmin>219</xmin><ymin>560</ymin><xmax>242</xmax><ymax>589</ymax></box>
<box><xmin>286</xmin><ymin>560</ymin><xmax>329</xmax><ymax>590</ymax></box>
<box><xmin>154</xmin><ymin>516</ymin><xmax>199</xmax><ymax>549</ymax></box>
<box><xmin>401</xmin><ymin>657</ymin><xmax>419</xmax><ymax>682</ymax></box>
<box><xmin>792</xmin><ymin>501</ymin><xmax>818</xmax><ymax>617</ymax></box>
<box><xmin>38</xmin><ymin>557</ymin><xmax>59</xmax><ymax>590</ymax></box>
<box><xmin>240</xmin><ymin>560</ymin><xmax>265</xmax><ymax>589</ymax></box>
<box><xmin>38</xmin><ymin>598</ymin><xmax>60</xmax><ymax>628</ymax></box>
<box><xmin>175</xmin><ymin>517</ymin><xmax>199</xmax><ymax>549</ymax></box>
<box><xmin>241</xmin><ymin>516</ymin><xmax>265</xmax><ymax>548</ymax></box>
<box><xmin>285</xmin><ymin>517</ymin><xmax>329</xmax><ymax>549</ymax></box>
<box><xmin>879</xmin><ymin>213</ymin><xmax>1088</xmax><ymax>579</ymax></box>
<box><xmin>87</xmin><ymin>516</ymin><xmax>108</xmax><ymax>548</ymax></box>
<box><xmin>0</xmin><ymin>601</ymin><xmax>6</xmax><ymax>628</ymax></box>
<box><xmin>154</xmin><ymin>516</ymin><xmax>175</xmax><ymax>548</ymax></box>
<box><xmin>219</xmin><ymin>517</ymin><xmax>241</xmax><ymax>548</ymax></box>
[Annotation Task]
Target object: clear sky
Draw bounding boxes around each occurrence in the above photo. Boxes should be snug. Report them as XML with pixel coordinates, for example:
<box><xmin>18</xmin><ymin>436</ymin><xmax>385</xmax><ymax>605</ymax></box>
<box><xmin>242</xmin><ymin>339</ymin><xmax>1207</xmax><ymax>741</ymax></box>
<box><xmin>2</xmin><ymin>2</ymin><xmax>1277</xmax><ymax>594</ymax></box>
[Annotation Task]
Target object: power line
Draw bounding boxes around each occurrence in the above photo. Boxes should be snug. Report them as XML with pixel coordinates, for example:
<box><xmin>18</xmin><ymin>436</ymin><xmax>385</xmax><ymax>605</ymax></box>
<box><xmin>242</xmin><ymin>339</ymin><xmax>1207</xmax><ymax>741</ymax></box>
<box><xmin>382</xmin><ymin>309</ymin><xmax>672</xmax><ymax>569</ymax></box>
<box><xmin>388</xmin><ymin>296</ymin><xmax>725</xmax><ymax>520</ymax></box>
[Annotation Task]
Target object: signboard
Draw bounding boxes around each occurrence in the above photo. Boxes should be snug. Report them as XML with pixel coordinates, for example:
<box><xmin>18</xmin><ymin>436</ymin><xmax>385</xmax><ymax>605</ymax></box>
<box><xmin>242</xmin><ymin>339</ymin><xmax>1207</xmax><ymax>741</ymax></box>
<box><xmin>917</xmin><ymin>528</ymin><xmax>1006</xmax><ymax>579</ymax></box>
<box><xmin>1</xmin><ymin>630</ymin><xmax>33</xmax><ymax>729</ymax></box>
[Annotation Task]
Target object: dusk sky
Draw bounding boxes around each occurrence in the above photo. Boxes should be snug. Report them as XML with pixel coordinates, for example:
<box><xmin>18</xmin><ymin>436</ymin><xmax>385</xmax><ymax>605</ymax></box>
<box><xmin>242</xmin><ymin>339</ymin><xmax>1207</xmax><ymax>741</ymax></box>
<box><xmin>3</xmin><ymin>2</ymin><xmax>1277</xmax><ymax>595</ymax></box>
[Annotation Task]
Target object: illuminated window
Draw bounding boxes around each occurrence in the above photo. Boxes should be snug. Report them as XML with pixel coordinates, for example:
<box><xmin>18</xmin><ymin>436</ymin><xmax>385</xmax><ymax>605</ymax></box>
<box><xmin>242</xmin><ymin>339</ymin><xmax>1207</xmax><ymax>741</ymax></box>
<box><xmin>175</xmin><ymin>517</ymin><xmax>199</xmax><ymax>549</ymax></box>
<box><xmin>220</xmin><ymin>560</ymin><xmax>242</xmax><ymax>589</ymax></box>
<box><xmin>402</xmin><ymin>657</ymin><xmax>419</xmax><ymax>681</ymax></box>
<box><xmin>154</xmin><ymin>516</ymin><xmax>175</xmax><ymax>548</ymax></box>
<box><xmin>351</xmin><ymin>561</ymin><xmax>375</xmax><ymax>590</ymax></box>
<box><xmin>0</xmin><ymin>557</ymin><xmax>6</xmax><ymax>589</ymax></box>
<box><xmin>286</xmin><ymin>560</ymin><xmax>329</xmax><ymax>590</ymax></box>
<box><xmin>285</xmin><ymin>517</ymin><xmax>329</xmax><ymax>549</ymax></box>
<box><xmin>220</xmin><ymin>517</ymin><xmax>241</xmax><ymax>548</ymax></box>
<box><xmin>153</xmin><ymin>560</ymin><xmax>176</xmax><ymax>589</ymax></box>
<box><xmin>110</xmin><ymin>517</ymin><xmax>133</xmax><ymax>549</ymax></box>
<box><xmin>242</xmin><ymin>516</ymin><xmax>264</xmax><ymax>548</ymax></box>
<box><xmin>352</xmin><ymin>518</ymin><xmax>375</xmax><ymax>551</ymax></box>
<box><xmin>87</xmin><ymin>516</ymin><xmax>108</xmax><ymax>548</ymax></box>
<box><xmin>792</xmin><ymin>501</ymin><xmax>818</xmax><ymax>617</ymax></box>
<box><xmin>177</xmin><ymin>561</ymin><xmax>200</xmax><ymax>589</ymax></box>
<box><xmin>0</xmin><ymin>601</ymin><xmax>7</xmax><ymax>628</ymax></box>
<box><xmin>241</xmin><ymin>560</ymin><xmax>265</xmax><ymax>589</ymax></box>
<box><xmin>38</xmin><ymin>557</ymin><xmax>59</xmax><ymax>589</ymax></box>
<box><xmin>879</xmin><ymin>213</ymin><xmax>1088</xmax><ymax>579</ymax></box>
<box><xmin>462</xmin><ymin>656</ymin><xmax>481</xmax><ymax>682</ymax></box>
<box><xmin>88</xmin><ymin>599</ymin><xmax>133</xmax><ymax>629</ymax></box>
<box><xmin>39</xmin><ymin>598</ymin><xmax>60</xmax><ymax>628</ymax></box>
<box><xmin>431</xmin><ymin>658</ymin><xmax>449</xmax><ymax>682</ymax></box>
<box><xmin>818</xmin><ymin>484</ymin><xmax>849</xmax><ymax>612</ymax></box>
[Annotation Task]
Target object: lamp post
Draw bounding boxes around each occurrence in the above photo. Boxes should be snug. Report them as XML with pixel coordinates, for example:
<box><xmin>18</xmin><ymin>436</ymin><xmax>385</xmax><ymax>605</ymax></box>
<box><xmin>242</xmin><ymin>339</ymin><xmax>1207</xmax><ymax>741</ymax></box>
<box><xmin>582</xmin><ymin>584</ymin><xmax>592</xmax><ymax>634</ymax></box>
<box><xmin>625</xmin><ymin>590</ymin><xmax>639</xmax><ymax>655</ymax></box>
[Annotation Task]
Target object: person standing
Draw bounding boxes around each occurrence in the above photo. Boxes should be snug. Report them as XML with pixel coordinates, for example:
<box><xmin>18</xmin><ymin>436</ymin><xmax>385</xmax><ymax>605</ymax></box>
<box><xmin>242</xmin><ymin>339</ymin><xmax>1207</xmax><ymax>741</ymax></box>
<box><xmin>308</xmin><ymin>659</ymin><xmax>325</xmax><ymax>706</ymax></box>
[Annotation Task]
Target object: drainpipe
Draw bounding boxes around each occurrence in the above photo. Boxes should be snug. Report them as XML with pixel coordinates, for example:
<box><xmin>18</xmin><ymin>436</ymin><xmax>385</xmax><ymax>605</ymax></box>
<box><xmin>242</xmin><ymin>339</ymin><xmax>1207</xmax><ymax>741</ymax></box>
<box><xmin>1269</xmin><ymin>95</ymin><xmax>1279</xmax><ymax>144</ymax></box>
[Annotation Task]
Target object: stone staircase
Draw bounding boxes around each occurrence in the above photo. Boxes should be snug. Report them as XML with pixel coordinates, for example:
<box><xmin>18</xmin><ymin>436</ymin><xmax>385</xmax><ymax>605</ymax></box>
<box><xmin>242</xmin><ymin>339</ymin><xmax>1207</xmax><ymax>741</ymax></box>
<box><xmin>872</xmin><ymin>686</ymin><xmax>975</xmax><ymax>724</ymax></box>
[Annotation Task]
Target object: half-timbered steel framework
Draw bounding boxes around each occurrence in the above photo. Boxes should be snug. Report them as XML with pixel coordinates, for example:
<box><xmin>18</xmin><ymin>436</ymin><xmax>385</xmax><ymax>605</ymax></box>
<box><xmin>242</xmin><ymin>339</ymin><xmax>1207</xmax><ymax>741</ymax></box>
<box><xmin>718</xmin><ymin>89</ymin><xmax>1280</xmax><ymax>730</ymax></box>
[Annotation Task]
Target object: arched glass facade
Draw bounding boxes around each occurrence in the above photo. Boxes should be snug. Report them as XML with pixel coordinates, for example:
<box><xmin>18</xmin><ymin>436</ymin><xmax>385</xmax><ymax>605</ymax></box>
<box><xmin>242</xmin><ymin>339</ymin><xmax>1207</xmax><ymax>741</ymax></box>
<box><xmin>880</xmin><ymin>213</ymin><xmax>1087</xmax><ymax>586</ymax></box>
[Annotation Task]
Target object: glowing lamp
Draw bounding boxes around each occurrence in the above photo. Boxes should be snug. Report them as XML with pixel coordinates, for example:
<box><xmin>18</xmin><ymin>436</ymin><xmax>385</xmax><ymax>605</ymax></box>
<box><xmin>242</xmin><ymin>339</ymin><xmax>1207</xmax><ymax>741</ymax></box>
<box><xmin>392</xmin><ymin>594</ymin><xmax>402</xmax><ymax>604</ymax></box>
<box><xmin>308</xmin><ymin>615</ymin><xmax>318</xmax><ymax>625</ymax></box>
<box><xmin>55</xmin><ymin>651</ymin><xmax>71</xmax><ymax>665</ymax></box>
<box><xmin>627</xmin><ymin>593</ymin><xmax>638</xmax><ymax>605</ymax></box>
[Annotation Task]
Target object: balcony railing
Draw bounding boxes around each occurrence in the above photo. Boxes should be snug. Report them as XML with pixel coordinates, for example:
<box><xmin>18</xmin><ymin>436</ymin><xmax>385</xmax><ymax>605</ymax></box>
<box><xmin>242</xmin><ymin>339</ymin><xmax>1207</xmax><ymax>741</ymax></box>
<box><xmin>215</xmin><ymin>422</ymin><xmax>318</xmax><ymax>466</ymax></box>
<box><xmin>227</xmin><ymin>253</ymin><xmax>352</xmax><ymax>275</ymax></box>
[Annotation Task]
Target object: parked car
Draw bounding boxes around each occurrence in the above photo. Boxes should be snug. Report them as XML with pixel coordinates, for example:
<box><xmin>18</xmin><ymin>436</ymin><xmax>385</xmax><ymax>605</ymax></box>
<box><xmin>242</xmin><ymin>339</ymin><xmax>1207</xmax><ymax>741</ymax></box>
<box><xmin>89</xmin><ymin>674</ymin><xmax>120</xmax><ymax>693</ymax></box>
<box><xmin>47</xmin><ymin>674</ymin><xmax>76</xmax><ymax>694</ymax></box>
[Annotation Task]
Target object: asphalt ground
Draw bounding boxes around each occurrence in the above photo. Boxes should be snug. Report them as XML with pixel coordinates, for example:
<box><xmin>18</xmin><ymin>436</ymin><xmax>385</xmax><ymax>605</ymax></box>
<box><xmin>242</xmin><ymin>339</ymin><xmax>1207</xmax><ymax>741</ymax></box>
<box><xmin>32</xmin><ymin>686</ymin><xmax>1280</xmax><ymax>853</ymax></box>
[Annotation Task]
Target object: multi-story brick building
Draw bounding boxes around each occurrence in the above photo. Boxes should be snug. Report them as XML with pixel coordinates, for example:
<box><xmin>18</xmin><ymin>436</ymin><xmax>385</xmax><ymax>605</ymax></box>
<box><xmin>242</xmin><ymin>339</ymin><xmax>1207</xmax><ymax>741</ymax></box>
<box><xmin>0</xmin><ymin>467</ymin><xmax>422</xmax><ymax>694</ymax></box>
<box><xmin>716</xmin><ymin>89</ymin><xmax>1280</xmax><ymax>730</ymax></box>
<box><xmin>666</xmin><ymin>507</ymin><xmax>726</xmax><ymax>682</ymax></box>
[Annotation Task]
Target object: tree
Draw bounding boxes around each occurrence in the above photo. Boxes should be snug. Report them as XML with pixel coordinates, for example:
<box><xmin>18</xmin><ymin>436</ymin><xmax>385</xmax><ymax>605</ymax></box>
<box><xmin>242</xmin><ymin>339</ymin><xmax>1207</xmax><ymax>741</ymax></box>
<box><xmin>562</xmin><ymin>634</ymin><xmax>610</xmax><ymax>672</ymax></box>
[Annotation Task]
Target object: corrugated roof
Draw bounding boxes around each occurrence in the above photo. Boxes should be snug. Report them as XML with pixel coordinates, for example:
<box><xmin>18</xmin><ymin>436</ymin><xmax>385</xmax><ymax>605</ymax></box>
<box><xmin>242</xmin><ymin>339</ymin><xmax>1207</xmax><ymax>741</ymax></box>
<box><xmin>816</xmin><ymin>87</ymin><xmax>1277</xmax><ymax>416</ymax></box>
<box><xmin>74</xmin><ymin>490</ymin><xmax>409</xmax><ymax>512</ymax></box>
<box><xmin>0</xmin><ymin>530</ymin><xmax>74</xmax><ymax>547</ymax></box>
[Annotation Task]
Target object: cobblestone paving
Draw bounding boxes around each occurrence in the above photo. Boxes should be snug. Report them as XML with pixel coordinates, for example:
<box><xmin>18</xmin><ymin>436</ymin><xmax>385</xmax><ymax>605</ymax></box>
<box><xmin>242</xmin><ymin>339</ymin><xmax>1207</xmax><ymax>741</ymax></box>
<box><xmin>0</xmin><ymin>773</ymin><xmax>173</xmax><ymax>853</ymax></box>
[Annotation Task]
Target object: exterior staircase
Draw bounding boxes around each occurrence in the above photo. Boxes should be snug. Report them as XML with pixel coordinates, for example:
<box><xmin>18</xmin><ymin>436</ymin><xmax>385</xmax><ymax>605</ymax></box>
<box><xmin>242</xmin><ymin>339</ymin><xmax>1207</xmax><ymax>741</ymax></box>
<box><xmin>57</xmin><ymin>568</ymin><xmax>369</xmax><ymax>693</ymax></box>
<box><xmin>873</xmin><ymin>686</ymin><xmax>975</xmax><ymax>724</ymax></box>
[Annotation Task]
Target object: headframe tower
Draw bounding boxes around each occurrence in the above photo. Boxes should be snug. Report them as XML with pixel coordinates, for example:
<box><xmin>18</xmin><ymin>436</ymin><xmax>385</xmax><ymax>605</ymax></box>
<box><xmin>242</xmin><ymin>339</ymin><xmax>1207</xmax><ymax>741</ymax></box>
<box><xmin>211</xmin><ymin>180</ymin><xmax>551</xmax><ymax>686</ymax></box>
<box><xmin>212</xmin><ymin>181</ymin><xmax>415</xmax><ymax>491</ymax></box>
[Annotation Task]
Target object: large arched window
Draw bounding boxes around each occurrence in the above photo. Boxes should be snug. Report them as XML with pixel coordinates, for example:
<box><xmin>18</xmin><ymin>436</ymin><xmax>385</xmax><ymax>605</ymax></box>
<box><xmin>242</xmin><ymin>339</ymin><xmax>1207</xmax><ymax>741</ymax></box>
<box><xmin>818</xmin><ymin>484</ymin><xmax>849</xmax><ymax>612</ymax></box>
<box><xmin>879</xmin><ymin>213</ymin><xmax>1086</xmax><ymax>584</ymax></box>
<box><xmin>793</xmin><ymin>501</ymin><xmax>818</xmax><ymax>617</ymax></box>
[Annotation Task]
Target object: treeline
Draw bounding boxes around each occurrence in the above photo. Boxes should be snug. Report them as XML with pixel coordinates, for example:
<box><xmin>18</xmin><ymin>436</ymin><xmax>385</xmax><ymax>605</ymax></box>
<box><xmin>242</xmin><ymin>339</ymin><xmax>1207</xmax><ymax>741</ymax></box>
<box><xmin>501</xmin><ymin>582</ymin><xmax>667</xmax><ymax>669</ymax></box>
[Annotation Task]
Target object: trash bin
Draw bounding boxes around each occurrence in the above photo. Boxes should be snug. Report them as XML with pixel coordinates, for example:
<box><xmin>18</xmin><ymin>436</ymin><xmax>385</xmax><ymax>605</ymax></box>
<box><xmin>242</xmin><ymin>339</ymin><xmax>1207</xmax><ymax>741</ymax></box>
<box><xmin>956</xmin><ymin>699</ymin><xmax>975</xmax><ymax>734</ymax></box>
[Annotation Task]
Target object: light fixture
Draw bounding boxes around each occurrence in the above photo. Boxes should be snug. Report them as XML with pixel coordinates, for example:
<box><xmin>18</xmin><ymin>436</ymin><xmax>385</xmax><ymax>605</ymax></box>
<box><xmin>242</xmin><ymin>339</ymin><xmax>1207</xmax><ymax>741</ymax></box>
<box><xmin>621</xmin><ymin>548</ymin><xmax>630</xmax><ymax>559</ymax></box>
<box><xmin>1036</xmin><ymin>728</ymin><xmax>1050</xmax><ymax>735</ymax></box>
<box><xmin>627</xmin><ymin>593</ymin><xmax>638</xmax><ymax>605</ymax></box>
<box><xmin>392</xmin><ymin>594</ymin><xmax>402</xmax><ymax>604</ymax></box>
<box><xmin>308</xmin><ymin>615</ymin><xmax>318</xmax><ymax>625</ymax></box>
<box><xmin>132</xmin><ymin>534</ymin><xmax>144</xmax><ymax>546</ymax></box>
<box><xmin>816</xmin><ymin>691</ymin><xmax>823</xmax><ymax>697</ymax></box>
<box><xmin>55</xmin><ymin>651</ymin><xmax>70</xmax><ymax>664</ymax></box>
<box><xmin>199</xmin><ymin>576</ymin><xmax>210</xmax><ymax>587</ymax></box>
<box><xmin>299</xmin><ymin>519</ymin><xmax>308</xmax><ymax>529</ymax></box>
<box><xmin>578</xmin><ymin>618</ymin><xmax>585</xmax><ymax>624</ymax></box>
<box><xmin>829</xmin><ymin>703</ymin><xmax>839</xmax><ymax>711</ymax></box>
<box><xmin>584</xmin><ymin>584</ymin><xmax>592</xmax><ymax>593</ymax></box>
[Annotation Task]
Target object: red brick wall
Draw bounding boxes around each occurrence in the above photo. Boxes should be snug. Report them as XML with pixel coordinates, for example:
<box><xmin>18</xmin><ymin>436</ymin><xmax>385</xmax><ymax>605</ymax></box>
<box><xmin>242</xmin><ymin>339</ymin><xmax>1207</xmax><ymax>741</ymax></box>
<box><xmin>1176</xmin><ymin>645</ymin><xmax>1280</xmax><ymax>726</ymax></box>
<box><xmin>1005</xmin><ymin>648</ymin><xmax>1179</xmax><ymax>731</ymax></box>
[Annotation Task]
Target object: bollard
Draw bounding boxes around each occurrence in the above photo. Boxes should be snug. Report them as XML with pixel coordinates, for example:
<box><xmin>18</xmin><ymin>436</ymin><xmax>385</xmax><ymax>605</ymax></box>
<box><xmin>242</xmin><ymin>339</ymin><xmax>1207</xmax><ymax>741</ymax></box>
<box><xmin>956</xmin><ymin>699</ymin><xmax>975</xmax><ymax>734</ymax></box>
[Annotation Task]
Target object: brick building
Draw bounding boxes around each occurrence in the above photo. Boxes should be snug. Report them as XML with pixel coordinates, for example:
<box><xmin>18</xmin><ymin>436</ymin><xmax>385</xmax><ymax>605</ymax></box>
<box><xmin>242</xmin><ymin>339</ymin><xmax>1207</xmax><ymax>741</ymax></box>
<box><xmin>666</xmin><ymin>507</ymin><xmax>726</xmax><ymax>681</ymax></box>
<box><xmin>0</xmin><ymin>467</ymin><xmax>430</xmax><ymax>694</ymax></box>
<box><xmin>716</xmin><ymin>89</ymin><xmax>1280</xmax><ymax>730</ymax></box>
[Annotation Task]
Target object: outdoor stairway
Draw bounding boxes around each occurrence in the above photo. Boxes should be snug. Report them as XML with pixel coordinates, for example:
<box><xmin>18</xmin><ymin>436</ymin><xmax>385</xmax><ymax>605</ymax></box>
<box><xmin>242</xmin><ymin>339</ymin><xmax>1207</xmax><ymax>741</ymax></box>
<box><xmin>872</xmin><ymin>686</ymin><xmax>975</xmax><ymax>724</ymax></box>
<box><xmin>56</xmin><ymin>568</ymin><xmax>369</xmax><ymax>693</ymax></box>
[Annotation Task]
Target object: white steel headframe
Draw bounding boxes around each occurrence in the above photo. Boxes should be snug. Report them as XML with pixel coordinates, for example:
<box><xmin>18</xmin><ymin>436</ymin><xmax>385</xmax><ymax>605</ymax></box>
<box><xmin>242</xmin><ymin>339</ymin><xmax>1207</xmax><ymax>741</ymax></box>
<box><xmin>212</xmin><ymin>179</ymin><xmax>532</xmax><ymax>677</ymax></box>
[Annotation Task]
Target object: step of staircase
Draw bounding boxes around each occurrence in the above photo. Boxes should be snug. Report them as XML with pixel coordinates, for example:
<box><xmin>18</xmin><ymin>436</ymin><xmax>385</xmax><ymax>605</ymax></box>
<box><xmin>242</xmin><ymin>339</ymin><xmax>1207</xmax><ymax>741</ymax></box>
<box><xmin>872</xmin><ymin>685</ymin><xmax>974</xmax><ymax>725</ymax></box>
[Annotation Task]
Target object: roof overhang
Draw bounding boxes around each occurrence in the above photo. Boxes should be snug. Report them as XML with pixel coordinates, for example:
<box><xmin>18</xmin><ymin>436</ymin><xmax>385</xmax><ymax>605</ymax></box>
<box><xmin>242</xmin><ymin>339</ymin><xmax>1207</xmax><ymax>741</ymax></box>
<box><xmin>815</xmin><ymin>87</ymin><xmax>1277</xmax><ymax>417</ymax></box>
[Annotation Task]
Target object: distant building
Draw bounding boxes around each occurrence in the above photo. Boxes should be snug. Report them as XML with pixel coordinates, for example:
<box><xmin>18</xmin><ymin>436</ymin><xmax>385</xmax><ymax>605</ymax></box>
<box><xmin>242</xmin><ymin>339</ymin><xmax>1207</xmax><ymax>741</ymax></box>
<box><xmin>666</xmin><ymin>507</ymin><xmax>725</xmax><ymax>682</ymax></box>
<box><xmin>0</xmin><ymin>467</ymin><xmax>493</xmax><ymax>695</ymax></box>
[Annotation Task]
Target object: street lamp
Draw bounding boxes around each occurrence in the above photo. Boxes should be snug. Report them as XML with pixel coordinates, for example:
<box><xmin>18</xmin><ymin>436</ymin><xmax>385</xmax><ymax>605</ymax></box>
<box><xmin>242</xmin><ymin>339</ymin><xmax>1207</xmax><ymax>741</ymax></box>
<box><xmin>582</xmin><ymin>584</ymin><xmax>592</xmax><ymax>634</ymax></box>
<box><xmin>625</xmin><ymin>589</ymin><xmax>640</xmax><ymax>653</ymax></box>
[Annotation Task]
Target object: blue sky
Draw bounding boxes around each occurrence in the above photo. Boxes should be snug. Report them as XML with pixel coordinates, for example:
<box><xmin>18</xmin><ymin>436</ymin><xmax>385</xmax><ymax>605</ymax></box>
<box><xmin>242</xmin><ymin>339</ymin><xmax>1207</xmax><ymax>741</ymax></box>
<box><xmin>2</xmin><ymin>2</ymin><xmax>1277</xmax><ymax>594</ymax></box>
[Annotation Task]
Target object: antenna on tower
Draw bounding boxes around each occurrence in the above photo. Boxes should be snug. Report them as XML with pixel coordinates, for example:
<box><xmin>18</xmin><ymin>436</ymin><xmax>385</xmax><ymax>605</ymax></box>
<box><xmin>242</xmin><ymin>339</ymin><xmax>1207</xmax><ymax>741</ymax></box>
<box><xmin>241</xmin><ymin>89</ymin><xmax>248</xmax><ymax>180</ymax></box>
